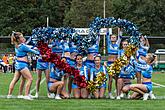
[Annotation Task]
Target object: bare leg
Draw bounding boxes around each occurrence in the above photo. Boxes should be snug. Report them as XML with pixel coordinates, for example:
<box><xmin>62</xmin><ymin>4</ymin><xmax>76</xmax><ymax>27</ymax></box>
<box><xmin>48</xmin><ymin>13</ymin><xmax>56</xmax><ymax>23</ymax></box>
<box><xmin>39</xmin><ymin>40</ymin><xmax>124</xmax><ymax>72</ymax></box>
<box><xmin>136</xmin><ymin>72</ymin><xmax>141</xmax><ymax>84</ymax></box>
<box><xmin>68</xmin><ymin>77</ymin><xmax>73</xmax><ymax>97</ymax></box>
<box><xmin>18</xmin><ymin>76</ymin><xmax>26</xmax><ymax>95</ymax></box>
<box><xmin>44</xmin><ymin>69</ymin><xmax>50</xmax><ymax>94</ymax></box>
<box><xmin>99</xmin><ymin>88</ymin><xmax>106</xmax><ymax>98</ymax></box>
<box><xmin>21</xmin><ymin>68</ymin><xmax>33</xmax><ymax>96</ymax></box>
<box><xmin>8</xmin><ymin>71</ymin><xmax>21</xmax><ymax>95</ymax></box>
<box><xmin>117</xmin><ymin>78</ymin><xmax>123</xmax><ymax>96</ymax></box>
<box><xmin>93</xmin><ymin>89</ymin><xmax>99</xmax><ymax>99</ymax></box>
<box><xmin>36</xmin><ymin>69</ymin><xmax>42</xmax><ymax>94</ymax></box>
<box><xmin>81</xmin><ymin>88</ymin><xmax>88</xmax><ymax>98</ymax></box>
<box><xmin>73</xmin><ymin>88</ymin><xmax>80</xmax><ymax>99</ymax></box>
<box><xmin>130</xmin><ymin>84</ymin><xmax>148</xmax><ymax>95</ymax></box>
<box><xmin>108</xmin><ymin>75</ymin><xmax>113</xmax><ymax>93</ymax></box>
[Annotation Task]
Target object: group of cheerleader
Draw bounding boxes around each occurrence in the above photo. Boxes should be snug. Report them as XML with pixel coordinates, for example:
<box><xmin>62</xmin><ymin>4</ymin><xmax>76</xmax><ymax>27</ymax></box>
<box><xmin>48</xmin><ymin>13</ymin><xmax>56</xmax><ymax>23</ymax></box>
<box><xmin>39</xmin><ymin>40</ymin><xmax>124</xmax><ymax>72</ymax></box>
<box><xmin>7</xmin><ymin>30</ymin><xmax>156</xmax><ymax>100</ymax></box>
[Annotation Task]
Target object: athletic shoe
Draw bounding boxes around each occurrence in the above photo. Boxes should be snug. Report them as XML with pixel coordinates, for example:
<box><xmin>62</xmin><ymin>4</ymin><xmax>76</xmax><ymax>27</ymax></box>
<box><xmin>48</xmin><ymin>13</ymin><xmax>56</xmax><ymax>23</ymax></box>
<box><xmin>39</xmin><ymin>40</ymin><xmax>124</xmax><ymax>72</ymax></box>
<box><xmin>7</xmin><ymin>95</ymin><xmax>12</xmax><ymax>99</ymax></box>
<box><xmin>116</xmin><ymin>96</ymin><xmax>121</xmax><ymax>100</ymax></box>
<box><xmin>29</xmin><ymin>94</ymin><xmax>37</xmax><ymax>98</ymax></box>
<box><xmin>23</xmin><ymin>95</ymin><xmax>33</xmax><ymax>100</ymax></box>
<box><xmin>143</xmin><ymin>93</ymin><xmax>149</xmax><ymax>100</ymax></box>
<box><xmin>30</xmin><ymin>93</ymin><xmax>38</xmax><ymax>98</ymax></box>
<box><xmin>17</xmin><ymin>95</ymin><xmax>24</xmax><ymax>99</ymax></box>
<box><xmin>120</xmin><ymin>93</ymin><xmax>124</xmax><ymax>98</ymax></box>
<box><xmin>48</xmin><ymin>93</ymin><xmax>55</xmax><ymax>99</ymax></box>
<box><xmin>109</xmin><ymin>94</ymin><xmax>115</xmax><ymax>99</ymax></box>
<box><xmin>55</xmin><ymin>95</ymin><xmax>62</xmax><ymax>99</ymax></box>
<box><xmin>150</xmin><ymin>94</ymin><xmax>156</xmax><ymax>99</ymax></box>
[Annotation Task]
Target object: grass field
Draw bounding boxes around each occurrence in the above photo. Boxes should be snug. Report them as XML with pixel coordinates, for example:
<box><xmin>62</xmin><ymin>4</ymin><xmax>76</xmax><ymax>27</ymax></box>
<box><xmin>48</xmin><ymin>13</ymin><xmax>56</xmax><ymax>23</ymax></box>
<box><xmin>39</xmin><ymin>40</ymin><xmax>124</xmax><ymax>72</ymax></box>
<box><xmin>0</xmin><ymin>71</ymin><xmax>165</xmax><ymax>110</ymax></box>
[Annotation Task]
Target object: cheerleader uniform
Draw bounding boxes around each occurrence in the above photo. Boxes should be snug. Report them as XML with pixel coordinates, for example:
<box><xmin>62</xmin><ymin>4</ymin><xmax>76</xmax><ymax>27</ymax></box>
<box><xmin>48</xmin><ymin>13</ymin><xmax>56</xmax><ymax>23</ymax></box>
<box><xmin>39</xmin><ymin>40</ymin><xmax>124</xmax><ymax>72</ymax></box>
<box><xmin>106</xmin><ymin>34</ymin><xmax>121</xmax><ymax>66</ymax></box>
<box><xmin>48</xmin><ymin>63</ymin><xmax>65</xmax><ymax>91</ymax></box>
<box><xmin>68</xmin><ymin>42</ymin><xmax>78</xmax><ymax>67</ymax></box>
<box><xmin>118</xmin><ymin>64</ymin><xmax>135</xmax><ymax>80</ymax></box>
<box><xmin>132</xmin><ymin>60</ymin><xmax>153</xmax><ymax>92</ymax></box>
<box><xmin>72</xmin><ymin>65</ymin><xmax>88</xmax><ymax>89</ymax></box>
<box><xmin>15</xmin><ymin>43</ymin><xmax>39</xmax><ymax>71</ymax></box>
<box><xmin>135</xmin><ymin>42</ymin><xmax>149</xmax><ymax>72</ymax></box>
<box><xmin>85</xmin><ymin>37</ymin><xmax>100</xmax><ymax>68</ymax></box>
<box><xmin>90</xmin><ymin>65</ymin><xmax>107</xmax><ymax>88</ymax></box>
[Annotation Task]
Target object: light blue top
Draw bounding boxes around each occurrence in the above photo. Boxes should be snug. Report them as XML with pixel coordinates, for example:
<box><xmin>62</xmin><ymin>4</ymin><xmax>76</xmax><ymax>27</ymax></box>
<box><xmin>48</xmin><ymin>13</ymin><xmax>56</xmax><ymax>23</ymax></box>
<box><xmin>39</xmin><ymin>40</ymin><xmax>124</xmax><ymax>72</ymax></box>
<box><xmin>119</xmin><ymin>64</ymin><xmax>135</xmax><ymax>79</ymax></box>
<box><xmin>50</xmin><ymin>63</ymin><xmax>64</xmax><ymax>81</ymax></box>
<box><xmin>90</xmin><ymin>65</ymin><xmax>107</xmax><ymax>82</ymax></box>
<box><xmin>106</xmin><ymin>34</ymin><xmax>121</xmax><ymax>55</ymax></box>
<box><xmin>87</xmin><ymin>37</ymin><xmax>100</xmax><ymax>54</ymax></box>
<box><xmin>133</xmin><ymin>60</ymin><xmax>152</xmax><ymax>78</ymax></box>
<box><xmin>15</xmin><ymin>43</ymin><xmax>39</xmax><ymax>57</ymax></box>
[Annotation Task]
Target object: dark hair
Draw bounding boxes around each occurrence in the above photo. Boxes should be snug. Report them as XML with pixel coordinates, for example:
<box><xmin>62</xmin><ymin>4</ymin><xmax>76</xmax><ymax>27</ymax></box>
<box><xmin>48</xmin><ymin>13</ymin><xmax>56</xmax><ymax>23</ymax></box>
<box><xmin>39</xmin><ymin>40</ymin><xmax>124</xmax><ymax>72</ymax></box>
<box><xmin>94</xmin><ymin>54</ymin><xmax>101</xmax><ymax>60</ymax></box>
<box><xmin>75</xmin><ymin>54</ymin><xmax>83</xmax><ymax>59</ymax></box>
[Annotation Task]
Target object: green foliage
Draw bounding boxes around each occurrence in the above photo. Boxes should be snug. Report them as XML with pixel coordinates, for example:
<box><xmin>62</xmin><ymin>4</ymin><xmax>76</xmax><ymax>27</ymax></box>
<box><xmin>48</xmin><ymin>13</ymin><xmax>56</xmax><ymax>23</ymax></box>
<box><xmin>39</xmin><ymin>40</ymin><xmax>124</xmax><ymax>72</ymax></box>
<box><xmin>0</xmin><ymin>0</ymin><xmax>165</xmax><ymax>36</ymax></box>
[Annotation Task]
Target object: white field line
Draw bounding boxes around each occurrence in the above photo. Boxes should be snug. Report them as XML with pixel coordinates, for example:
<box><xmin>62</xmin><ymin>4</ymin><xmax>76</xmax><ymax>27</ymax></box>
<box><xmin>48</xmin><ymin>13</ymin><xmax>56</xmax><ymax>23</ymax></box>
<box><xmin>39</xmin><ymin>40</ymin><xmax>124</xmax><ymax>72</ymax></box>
<box><xmin>152</xmin><ymin>82</ymin><xmax>165</xmax><ymax>88</ymax></box>
<box><xmin>30</xmin><ymin>77</ymin><xmax>46</xmax><ymax>94</ymax></box>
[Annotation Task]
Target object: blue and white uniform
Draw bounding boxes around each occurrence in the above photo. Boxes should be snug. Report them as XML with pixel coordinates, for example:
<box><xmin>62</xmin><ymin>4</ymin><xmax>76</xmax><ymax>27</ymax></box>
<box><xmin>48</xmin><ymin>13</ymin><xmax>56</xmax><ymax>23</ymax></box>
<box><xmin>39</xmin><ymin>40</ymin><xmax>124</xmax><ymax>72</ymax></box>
<box><xmin>135</xmin><ymin>43</ymin><xmax>149</xmax><ymax>72</ymax></box>
<box><xmin>15</xmin><ymin>43</ymin><xmax>39</xmax><ymax>71</ymax></box>
<box><xmin>85</xmin><ymin>37</ymin><xmax>100</xmax><ymax>68</ymax></box>
<box><xmin>90</xmin><ymin>65</ymin><xmax>107</xmax><ymax>88</ymax></box>
<box><xmin>69</xmin><ymin>42</ymin><xmax>78</xmax><ymax>67</ymax></box>
<box><xmin>48</xmin><ymin>63</ymin><xmax>65</xmax><ymax>90</ymax></box>
<box><xmin>36</xmin><ymin>58</ymin><xmax>49</xmax><ymax>70</ymax></box>
<box><xmin>106</xmin><ymin>34</ymin><xmax>121</xmax><ymax>66</ymax></box>
<box><xmin>51</xmin><ymin>39</ymin><xmax>63</xmax><ymax>54</ymax></box>
<box><xmin>132</xmin><ymin>60</ymin><xmax>153</xmax><ymax>92</ymax></box>
<box><xmin>72</xmin><ymin>65</ymin><xmax>88</xmax><ymax>89</ymax></box>
<box><xmin>118</xmin><ymin>49</ymin><xmax>125</xmax><ymax>58</ymax></box>
<box><xmin>118</xmin><ymin>64</ymin><xmax>135</xmax><ymax>79</ymax></box>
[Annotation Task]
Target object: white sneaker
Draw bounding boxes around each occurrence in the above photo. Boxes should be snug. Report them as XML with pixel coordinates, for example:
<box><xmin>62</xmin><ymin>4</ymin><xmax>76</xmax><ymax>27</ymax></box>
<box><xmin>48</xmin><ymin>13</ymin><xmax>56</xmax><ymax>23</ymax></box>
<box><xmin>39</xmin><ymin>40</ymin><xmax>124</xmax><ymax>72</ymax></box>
<box><xmin>17</xmin><ymin>95</ymin><xmax>24</xmax><ymax>99</ymax></box>
<box><xmin>109</xmin><ymin>94</ymin><xmax>115</xmax><ymax>99</ymax></box>
<box><xmin>116</xmin><ymin>96</ymin><xmax>121</xmax><ymax>100</ymax></box>
<box><xmin>48</xmin><ymin>93</ymin><xmax>55</xmax><ymax>99</ymax></box>
<box><xmin>143</xmin><ymin>93</ymin><xmax>149</xmax><ymax>100</ymax></box>
<box><xmin>55</xmin><ymin>95</ymin><xmax>62</xmax><ymax>99</ymax></box>
<box><xmin>150</xmin><ymin>94</ymin><xmax>156</xmax><ymax>99</ymax></box>
<box><xmin>7</xmin><ymin>95</ymin><xmax>12</xmax><ymax>99</ymax></box>
<box><xmin>29</xmin><ymin>94</ymin><xmax>37</xmax><ymax>98</ymax></box>
<box><xmin>120</xmin><ymin>93</ymin><xmax>124</xmax><ymax>98</ymax></box>
<box><xmin>127</xmin><ymin>94</ymin><xmax>131</xmax><ymax>99</ymax></box>
<box><xmin>23</xmin><ymin>95</ymin><xmax>33</xmax><ymax>100</ymax></box>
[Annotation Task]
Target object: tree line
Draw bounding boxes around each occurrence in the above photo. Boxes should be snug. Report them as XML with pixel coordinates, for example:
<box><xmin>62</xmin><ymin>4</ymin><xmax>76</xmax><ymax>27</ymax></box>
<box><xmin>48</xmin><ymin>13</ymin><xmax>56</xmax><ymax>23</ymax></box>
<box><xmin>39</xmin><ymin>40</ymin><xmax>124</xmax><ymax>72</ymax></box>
<box><xmin>0</xmin><ymin>0</ymin><xmax>164</xmax><ymax>36</ymax></box>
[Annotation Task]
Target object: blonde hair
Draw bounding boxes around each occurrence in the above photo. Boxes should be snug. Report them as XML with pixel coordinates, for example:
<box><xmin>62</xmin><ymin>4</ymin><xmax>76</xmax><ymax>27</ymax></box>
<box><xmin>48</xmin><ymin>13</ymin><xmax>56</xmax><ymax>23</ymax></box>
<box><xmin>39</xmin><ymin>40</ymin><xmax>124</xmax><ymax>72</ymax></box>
<box><xmin>11</xmin><ymin>32</ymin><xmax>23</xmax><ymax>45</ymax></box>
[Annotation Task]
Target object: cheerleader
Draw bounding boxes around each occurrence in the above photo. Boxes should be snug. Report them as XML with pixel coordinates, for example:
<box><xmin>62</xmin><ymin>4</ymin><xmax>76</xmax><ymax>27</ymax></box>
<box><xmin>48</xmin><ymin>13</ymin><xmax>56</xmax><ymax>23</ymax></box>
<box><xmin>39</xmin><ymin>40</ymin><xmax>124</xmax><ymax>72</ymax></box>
<box><xmin>124</xmin><ymin>53</ymin><xmax>156</xmax><ymax>100</ymax></box>
<box><xmin>7</xmin><ymin>32</ymin><xmax>40</xmax><ymax>100</ymax></box>
<box><xmin>34</xmin><ymin>56</ymin><xmax>50</xmax><ymax>98</ymax></box>
<box><xmin>85</xmin><ymin>36</ymin><xmax>100</xmax><ymax>68</ymax></box>
<box><xmin>72</xmin><ymin>54</ymin><xmax>89</xmax><ymax>99</ymax></box>
<box><xmin>68</xmin><ymin>42</ymin><xmax>79</xmax><ymax>97</ymax></box>
<box><xmin>106</xmin><ymin>32</ymin><xmax>121</xmax><ymax>99</ymax></box>
<box><xmin>116</xmin><ymin>63</ymin><xmax>135</xmax><ymax>99</ymax></box>
<box><xmin>48</xmin><ymin>57</ymin><xmax>68</xmax><ymax>99</ymax></box>
<box><xmin>116</xmin><ymin>39</ymin><xmax>135</xmax><ymax>99</ymax></box>
<box><xmin>135</xmin><ymin>35</ymin><xmax>150</xmax><ymax>84</ymax></box>
<box><xmin>90</xmin><ymin>55</ymin><xmax>107</xmax><ymax>98</ymax></box>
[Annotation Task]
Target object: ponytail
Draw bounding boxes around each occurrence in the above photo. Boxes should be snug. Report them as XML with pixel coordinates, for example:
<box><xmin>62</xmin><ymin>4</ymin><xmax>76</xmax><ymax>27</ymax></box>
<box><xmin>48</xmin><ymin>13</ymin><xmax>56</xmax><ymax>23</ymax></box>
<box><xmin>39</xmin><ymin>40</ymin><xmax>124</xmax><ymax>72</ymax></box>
<box><xmin>11</xmin><ymin>31</ymin><xmax>23</xmax><ymax>45</ymax></box>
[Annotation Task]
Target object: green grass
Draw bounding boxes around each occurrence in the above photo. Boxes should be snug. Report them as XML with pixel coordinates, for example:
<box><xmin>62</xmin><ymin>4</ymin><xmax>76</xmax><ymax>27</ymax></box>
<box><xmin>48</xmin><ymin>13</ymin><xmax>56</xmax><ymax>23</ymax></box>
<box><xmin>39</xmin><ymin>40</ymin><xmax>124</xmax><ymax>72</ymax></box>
<box><xmin>0</xmin><ymin>71</ymin><xmax>165</xmax><ymax>110</ymax></box>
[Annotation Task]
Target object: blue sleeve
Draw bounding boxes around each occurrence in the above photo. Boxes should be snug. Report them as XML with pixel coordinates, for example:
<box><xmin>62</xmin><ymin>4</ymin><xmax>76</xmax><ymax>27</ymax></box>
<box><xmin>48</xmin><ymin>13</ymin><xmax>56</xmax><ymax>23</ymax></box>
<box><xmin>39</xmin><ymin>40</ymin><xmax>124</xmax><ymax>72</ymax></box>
<box><xmin>90</xmin><ymin>68</ymin><xmax>94</xmax><ymax>81</ymax></box>
<box><xmin>132</xmin><ymin>60</ymin><xmax>149</xmax><ymax>70</ymax></box>
<box><xmin>22</xmin><ymin>44</ymin><xmax>40</xmax><ymax>55</ymax></box>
